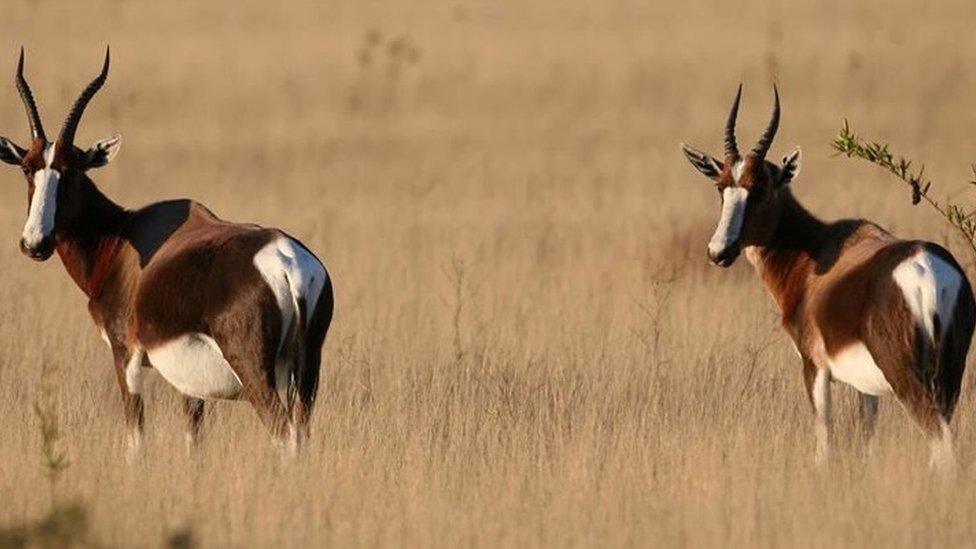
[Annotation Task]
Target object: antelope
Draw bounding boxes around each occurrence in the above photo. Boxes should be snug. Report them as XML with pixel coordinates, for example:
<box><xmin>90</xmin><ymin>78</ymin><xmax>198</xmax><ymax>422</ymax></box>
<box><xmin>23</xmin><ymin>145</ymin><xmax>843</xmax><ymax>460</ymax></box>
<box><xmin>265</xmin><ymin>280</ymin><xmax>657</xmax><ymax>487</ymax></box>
<box><xmin>0</xmin><ymin>49</ymin><xmax>334</xmax><ymax>456</ymax></box>
<box><xmin>680</xmin><ymin>86</ymin><xmax>975</xmax><ymax>472</ymax></box>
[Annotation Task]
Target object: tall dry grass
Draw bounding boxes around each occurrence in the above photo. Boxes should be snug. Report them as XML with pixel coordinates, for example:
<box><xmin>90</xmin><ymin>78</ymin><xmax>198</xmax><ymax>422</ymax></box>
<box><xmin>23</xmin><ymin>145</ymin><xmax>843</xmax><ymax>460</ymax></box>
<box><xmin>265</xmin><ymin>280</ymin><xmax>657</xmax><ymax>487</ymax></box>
<box><xmin>1</xmin><ymin>0</ymin><xmax>976</xmax><ymax>546</ymax></box>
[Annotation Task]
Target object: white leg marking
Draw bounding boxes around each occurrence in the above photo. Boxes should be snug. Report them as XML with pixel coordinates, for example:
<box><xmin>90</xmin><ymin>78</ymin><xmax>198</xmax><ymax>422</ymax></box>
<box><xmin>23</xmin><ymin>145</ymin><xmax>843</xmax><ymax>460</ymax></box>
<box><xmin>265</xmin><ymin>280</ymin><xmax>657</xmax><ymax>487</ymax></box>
<box><xmin>812</xmin><ymin>368</ymin><xmax>832</xmax><ymax>466</ymax></box>
<box><xmin>288</xmin><ymin>423</ymin><xmax>300</xmax><ymax>457</ymax></box>
<box><xmin>125</xmin><ymin>427</ymin><xmax>143</xmax><ymax>462</ymax></box>
<box><xmin>185</xmin><ymin>431</ymin><xmax>197</xmax><ymax>455</ymax></box>
<box><xmin>893</xmin><ymin>250</ymin><xmax>962</xmax><ymax>343</ymax></box>
<box><xmin>929</xmin><ymin>418</ymin><xmax>956</xmax><ymax>477</ymax></box>
<box><xmin>826</xmin><ymin>342</ymin><xmax>892</xmax><ymax>395</ymax></box>
<box><xmin>125</xmin><ymin>348</ymin><xmax>145</xmax><ymax>395</ymax></box>
<box><xmin>99</xmin><ymin>328</ymin><xmax>112</xmax><ymax>349</ymax></box>
<box><xmin>708</xmin><ymin>187</ymin><xmax>749</xmax><ymax>257</ymax></box>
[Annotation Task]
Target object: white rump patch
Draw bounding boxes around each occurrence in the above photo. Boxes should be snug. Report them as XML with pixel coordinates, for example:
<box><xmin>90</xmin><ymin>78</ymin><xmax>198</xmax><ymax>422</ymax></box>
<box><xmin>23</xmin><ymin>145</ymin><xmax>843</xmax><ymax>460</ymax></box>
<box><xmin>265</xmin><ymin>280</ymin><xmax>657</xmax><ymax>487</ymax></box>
<box><xmin>146</xmin><ymin>333</ymin><xmax>243</xmax><ymax>400</ymax></box>
<box><xmin>253</xmin><ymin>235</ymin><xmax>328</xmax><ymax>354</ymax></box>
<box><xmin>254</xmin><ymin>235</ymin><xmax>328</xmax><ymax>405</ymax></box>
<box><xmin>125</xmin><ymin>348</ymin><xmax>145</xmax><ymax>395</ymax></box>
<box><xmin>22</xmin><ymin>143</ymin><xmax>59</xmax><ymax>248</ymax></box>
<box><xmin>827</xmin><ymin>342</ymin><xmax>893</xmax><ymax>396</ymax></box>
<box><xmin>708</xmin><ymin>186</ymin><xmax>748</xmax><ymax>256</ymax></box>
<box><xmin>893</xmin><ymin>250</ymin><xmax>961</xmax><ymax>343</ymax></box>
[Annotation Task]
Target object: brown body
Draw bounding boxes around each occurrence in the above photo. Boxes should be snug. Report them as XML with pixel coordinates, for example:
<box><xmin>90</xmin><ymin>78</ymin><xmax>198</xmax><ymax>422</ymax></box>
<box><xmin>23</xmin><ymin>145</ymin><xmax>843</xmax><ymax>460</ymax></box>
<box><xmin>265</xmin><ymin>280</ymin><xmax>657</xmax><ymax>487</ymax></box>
<box><xmin>681</xmin><ymin>86</ymin><xmax>975</xmax><ymax>471</ymax></box>
<box><xmin>68</xmin><ymin>187</ymin><xmax>333</xmax><ymax>450</ymax></box>
<box><xmin>0</xmin><ymin>49</ymin><xmax>334</xmax><ymax>454</ymax></box>
<box><xmin>748</xmin><ymin>193</ymin><xmax>974</xmax><ymax>434</ymax></box>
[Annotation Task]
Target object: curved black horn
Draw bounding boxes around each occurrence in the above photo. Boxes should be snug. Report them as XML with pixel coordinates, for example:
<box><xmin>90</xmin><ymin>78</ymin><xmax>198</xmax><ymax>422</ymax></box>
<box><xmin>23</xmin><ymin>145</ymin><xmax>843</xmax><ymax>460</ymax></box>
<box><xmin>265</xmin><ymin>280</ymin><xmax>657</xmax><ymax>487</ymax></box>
<box><xmin>59</xmin><ymin>47</ymin><xmax>110</xmax><ymax>147</ymax></box>
<box><xmin>15</xmin><ymin>48</ymin><xmax>46</xmax><ymax>141</ymax></box>
<box><xmin>751</xmin><ymin>84</ymin><xmax>780</xmax><ymax>158</ymax></box>
<box><xmin>724</xmin><ymin>84</ymin><xmax>742</xmax><ymax>158</ymax></box>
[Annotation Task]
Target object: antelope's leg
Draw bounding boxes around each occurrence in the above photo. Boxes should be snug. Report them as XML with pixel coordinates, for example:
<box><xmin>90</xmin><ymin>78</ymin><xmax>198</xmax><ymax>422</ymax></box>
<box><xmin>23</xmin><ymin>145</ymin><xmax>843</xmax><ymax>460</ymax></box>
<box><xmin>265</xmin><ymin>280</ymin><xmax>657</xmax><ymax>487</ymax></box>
<box><xmin>803</xmin><ymin>360</ymin><xmax>831</xmax><ymax>466</ymax></box>
<box><xmin>858</xmin><ymin>393</ymin><xmax>879</xmax><ymax>452</ymax></box>
<box><xmin>862</xmin><ymin>334</ymin><xmax>956</xmax><ymax>475</ymax></box>
<box><xmin>289</xmin><ymin>340</ymin><xmax>322</xmax><ymax>453</ymax></box>
<box><xmin>890</xmin><ymin>375</ymin><xmax>955</xmax><ymax>475</ymax></box>
<box><xmin>111</xmin><ymin>344</ymin><xmax>145</xmax><ymax>459</ymax></box>
<box><xmin>182</xmin><ymin>397</ymin><xmax>205</xmax><ymax>452</ymax></box>
<box><xmin>211</xmin><ymin>318</ymin><xmax>290</xmax><ymax>449</ymax></box>
<box><xmin>227</xmin><ymin>354</ymin><xmax>290</xmax><ymax>448</ymax></box>
<box><xmin>225</xmin><ymin>357</ymin><xmax>289</xmax><ymax>446</ymax></box>
<box><xmin>246</xmin><ymin>379</ymin><xmax>291</xmax><ymax>448</ymax></box>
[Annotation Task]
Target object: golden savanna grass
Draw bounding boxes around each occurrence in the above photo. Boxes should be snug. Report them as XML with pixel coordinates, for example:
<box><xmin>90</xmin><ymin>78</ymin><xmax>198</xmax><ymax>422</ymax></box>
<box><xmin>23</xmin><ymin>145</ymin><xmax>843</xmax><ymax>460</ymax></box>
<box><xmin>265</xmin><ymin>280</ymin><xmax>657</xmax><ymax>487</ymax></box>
<box><xmin>3</xmin><ymin>1</ymin><xmax>976</xmax><ymax>546</ymax></box>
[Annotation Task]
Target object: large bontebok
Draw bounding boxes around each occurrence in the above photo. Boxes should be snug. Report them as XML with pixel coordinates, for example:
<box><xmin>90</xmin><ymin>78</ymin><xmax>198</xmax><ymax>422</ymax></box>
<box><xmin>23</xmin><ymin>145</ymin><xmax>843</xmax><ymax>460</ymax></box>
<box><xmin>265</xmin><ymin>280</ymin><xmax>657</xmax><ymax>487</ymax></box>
<box><xmin>680</xmin><ymin>85</ymin><xmax>975</xmax><ymax>472</ymax></box>
<box><xmin>0</xmin><ymin>48</ymin><xmax>334</xmax><ymax>456</ymax></box>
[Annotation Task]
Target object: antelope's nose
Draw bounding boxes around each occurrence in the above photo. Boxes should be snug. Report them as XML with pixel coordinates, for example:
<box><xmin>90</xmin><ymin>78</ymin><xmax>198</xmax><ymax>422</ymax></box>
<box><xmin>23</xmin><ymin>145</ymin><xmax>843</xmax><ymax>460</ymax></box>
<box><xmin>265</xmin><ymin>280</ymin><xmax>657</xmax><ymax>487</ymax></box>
<box><xmin>20</xmin><ymin>237</ymin><xmax>54</xmax><ymax>261</ymax></box>
<box><xmin>707</xmin><ymin>244</ymin><xmax>740</xmax><ymax>267</ymax></box>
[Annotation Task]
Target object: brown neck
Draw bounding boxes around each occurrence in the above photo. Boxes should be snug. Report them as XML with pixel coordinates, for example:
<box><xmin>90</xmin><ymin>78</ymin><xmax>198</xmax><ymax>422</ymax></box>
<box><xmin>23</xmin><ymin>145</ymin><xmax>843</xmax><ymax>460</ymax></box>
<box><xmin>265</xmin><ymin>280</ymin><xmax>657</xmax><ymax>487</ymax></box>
<box><xmin>54</xmin><ymin>175</ymin><xmax>131</xmax><ymax>298</ymax></box>
<box><xmin>745</xmin><ymin>189</ymin><xmax>827</xmax><ymax>317</ymax></box>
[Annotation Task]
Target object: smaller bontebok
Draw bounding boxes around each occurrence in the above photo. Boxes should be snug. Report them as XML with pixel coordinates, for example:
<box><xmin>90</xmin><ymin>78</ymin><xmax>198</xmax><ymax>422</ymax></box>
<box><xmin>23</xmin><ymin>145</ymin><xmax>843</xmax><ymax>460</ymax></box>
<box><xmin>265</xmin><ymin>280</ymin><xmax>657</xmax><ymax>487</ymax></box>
<box><xmin>0</xmin><ymin>48</ymin><xmax>334</xmax><ymax>457</ymax></box>
<box><xmin>680</xmin><ymin>85</ymin><xmax>975</xmax><ymax>473</ymax></box>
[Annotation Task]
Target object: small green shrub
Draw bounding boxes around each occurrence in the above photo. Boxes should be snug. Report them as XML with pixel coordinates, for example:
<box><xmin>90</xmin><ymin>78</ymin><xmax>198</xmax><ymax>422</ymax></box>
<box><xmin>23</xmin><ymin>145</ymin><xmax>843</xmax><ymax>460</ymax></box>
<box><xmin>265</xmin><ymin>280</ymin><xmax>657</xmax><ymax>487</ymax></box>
<box><xmin>832</xmin><ymin>120</ymin><xmax>976</xmax><ymax>264</ymax></box>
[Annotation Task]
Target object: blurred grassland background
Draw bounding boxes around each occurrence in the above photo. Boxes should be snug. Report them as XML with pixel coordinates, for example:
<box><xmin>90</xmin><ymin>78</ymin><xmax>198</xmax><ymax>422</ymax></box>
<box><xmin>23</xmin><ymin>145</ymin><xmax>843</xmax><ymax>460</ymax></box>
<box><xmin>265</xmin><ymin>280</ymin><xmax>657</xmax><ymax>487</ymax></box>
<box><xmin>2</xmin><ymin>0</ymin><xmax>976</xmax><ymax>547</ymax></box>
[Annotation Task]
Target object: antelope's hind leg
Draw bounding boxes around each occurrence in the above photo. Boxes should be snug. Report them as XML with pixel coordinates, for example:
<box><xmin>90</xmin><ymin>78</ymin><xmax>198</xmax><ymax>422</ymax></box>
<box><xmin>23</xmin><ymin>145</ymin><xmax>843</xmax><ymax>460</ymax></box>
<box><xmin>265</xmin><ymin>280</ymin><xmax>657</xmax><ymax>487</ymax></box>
<box><xmin>858</xmin><ymin>393</ymin><xmax>879</xmax><ymax>454</ymax></box>
<box><xmin>211</xmin><ymin>316</ymin><xmax>290</xmax><ymax>451</ymax></box>
<box><xmin>288</xmin><ymin>291</ymin><xmax>333</xmax><ymax>453</ymax></box>
<box><xmin>895</xmin><ymin>381</ymin><xmax>954</xmax><ymax>474</ymax></box>
<box><xmin>864</xmin><ymin>337</ymin><xmax>956</xmax><ymax>475</ymax></box>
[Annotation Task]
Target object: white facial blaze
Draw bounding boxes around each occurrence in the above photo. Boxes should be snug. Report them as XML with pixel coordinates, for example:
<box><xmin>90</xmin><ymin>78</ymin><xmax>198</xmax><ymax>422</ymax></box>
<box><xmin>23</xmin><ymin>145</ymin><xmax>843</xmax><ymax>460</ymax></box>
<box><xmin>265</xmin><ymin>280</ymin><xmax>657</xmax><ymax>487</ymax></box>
<box><xmin>730</xmin><ymin>159</ymin><xmax>746</xmax><ymax>182</ymax></box>
<box><xmin>22</xmin><ymin>143</ymin><xmax>60</xmax><ymax>248</ymax></box>
<box><xmin>708</xmin><ymin>186</ymin><xmax>749</xmax><ymax>256</ymax></box>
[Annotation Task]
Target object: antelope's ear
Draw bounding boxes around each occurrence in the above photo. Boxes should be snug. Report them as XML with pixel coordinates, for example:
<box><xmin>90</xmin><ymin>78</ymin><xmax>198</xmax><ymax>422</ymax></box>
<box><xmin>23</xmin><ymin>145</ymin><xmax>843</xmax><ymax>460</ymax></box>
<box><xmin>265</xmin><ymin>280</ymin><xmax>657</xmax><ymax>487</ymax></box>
<box><xmin>83</xmin><ymin>134</ymin><xmax>122</xmax><ymax>169</ymax></box>
<box><xmin>0</xmin><ymin>136</ymin><xmax>26</xmax><ymax>165</ymax></box>
<box><xmin>776</xmin><ymin>147</ymin><xmax>801</xmax><ymax>187</ymax></box>
<box><xmin>680</xmin><ymin>143</ymin><xmax>723</xmax><ymax>181</ymax></box>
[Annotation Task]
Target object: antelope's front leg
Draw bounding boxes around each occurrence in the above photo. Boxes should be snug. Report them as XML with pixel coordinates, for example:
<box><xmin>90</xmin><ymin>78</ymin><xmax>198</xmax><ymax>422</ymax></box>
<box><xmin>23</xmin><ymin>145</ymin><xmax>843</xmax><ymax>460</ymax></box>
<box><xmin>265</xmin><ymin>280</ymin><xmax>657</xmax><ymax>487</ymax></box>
<box><xmin>110</xmin><ymin>345</ymin><xmax>145</xmax><ymax>460</ymax></box>
<box><xmin>803</xmin><ymin>360</ymin><xmax>832</xmax><ymax>466</ymax></box>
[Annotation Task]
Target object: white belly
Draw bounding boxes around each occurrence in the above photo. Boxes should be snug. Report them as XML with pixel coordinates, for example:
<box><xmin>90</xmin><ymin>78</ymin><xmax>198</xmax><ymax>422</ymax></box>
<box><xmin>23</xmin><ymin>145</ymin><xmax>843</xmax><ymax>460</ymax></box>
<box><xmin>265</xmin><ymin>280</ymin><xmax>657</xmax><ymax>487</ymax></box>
<box><xmin>826</xmin><ymin>342</ymin><xmax>893</xmax><ymax>395</ymax></box>
<box><xmin>146</xmin><ymin>333</ymin><xmax>243</xmax><ymax>400</ymax></box>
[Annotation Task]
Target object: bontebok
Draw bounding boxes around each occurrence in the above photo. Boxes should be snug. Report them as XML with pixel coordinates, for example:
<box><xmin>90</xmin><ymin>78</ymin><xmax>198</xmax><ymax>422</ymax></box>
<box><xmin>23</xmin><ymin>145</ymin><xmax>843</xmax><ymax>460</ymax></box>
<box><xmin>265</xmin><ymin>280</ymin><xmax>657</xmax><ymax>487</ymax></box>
<box><xmin>0</xmin><ymin>49</ymin><xmax>334</xmax><ymax>456</ymax></box>
<box><xmin>680</xmin><ymin>86</ymin><xmax>975</xmax><ymax>472</ymax></box>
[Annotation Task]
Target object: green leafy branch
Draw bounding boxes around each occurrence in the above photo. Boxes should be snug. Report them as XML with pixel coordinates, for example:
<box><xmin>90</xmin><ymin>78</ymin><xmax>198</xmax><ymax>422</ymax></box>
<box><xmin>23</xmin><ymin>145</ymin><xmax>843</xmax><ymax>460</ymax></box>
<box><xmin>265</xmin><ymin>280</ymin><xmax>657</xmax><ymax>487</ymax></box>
<box><xmin>832</xmin><ymin>119</ymin><xmax>976</xmax><ymax>262</ymax></box>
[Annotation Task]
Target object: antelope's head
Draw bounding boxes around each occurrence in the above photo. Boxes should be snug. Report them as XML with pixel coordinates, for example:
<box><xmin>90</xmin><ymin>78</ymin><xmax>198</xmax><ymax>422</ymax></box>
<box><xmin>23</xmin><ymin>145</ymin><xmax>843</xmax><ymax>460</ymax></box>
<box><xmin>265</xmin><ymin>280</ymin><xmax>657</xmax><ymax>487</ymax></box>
<box><xmin>0</xmin><ymin>48</ymin><xmax>121</xmax><ymax>261</ymax></box>
<box><xmin>680</xmin><ymin>85</ymin><xmax>801</xmax><ymax>267</ymax></box>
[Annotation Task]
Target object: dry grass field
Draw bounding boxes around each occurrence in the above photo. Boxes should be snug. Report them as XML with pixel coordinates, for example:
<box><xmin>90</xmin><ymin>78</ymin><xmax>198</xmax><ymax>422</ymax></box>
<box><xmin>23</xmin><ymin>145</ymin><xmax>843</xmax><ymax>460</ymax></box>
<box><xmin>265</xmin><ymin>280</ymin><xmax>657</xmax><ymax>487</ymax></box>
<box><xmin>3</xmin><ymin>0</ymin><xmax>976</xmax><ymax>546</ymax></box>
